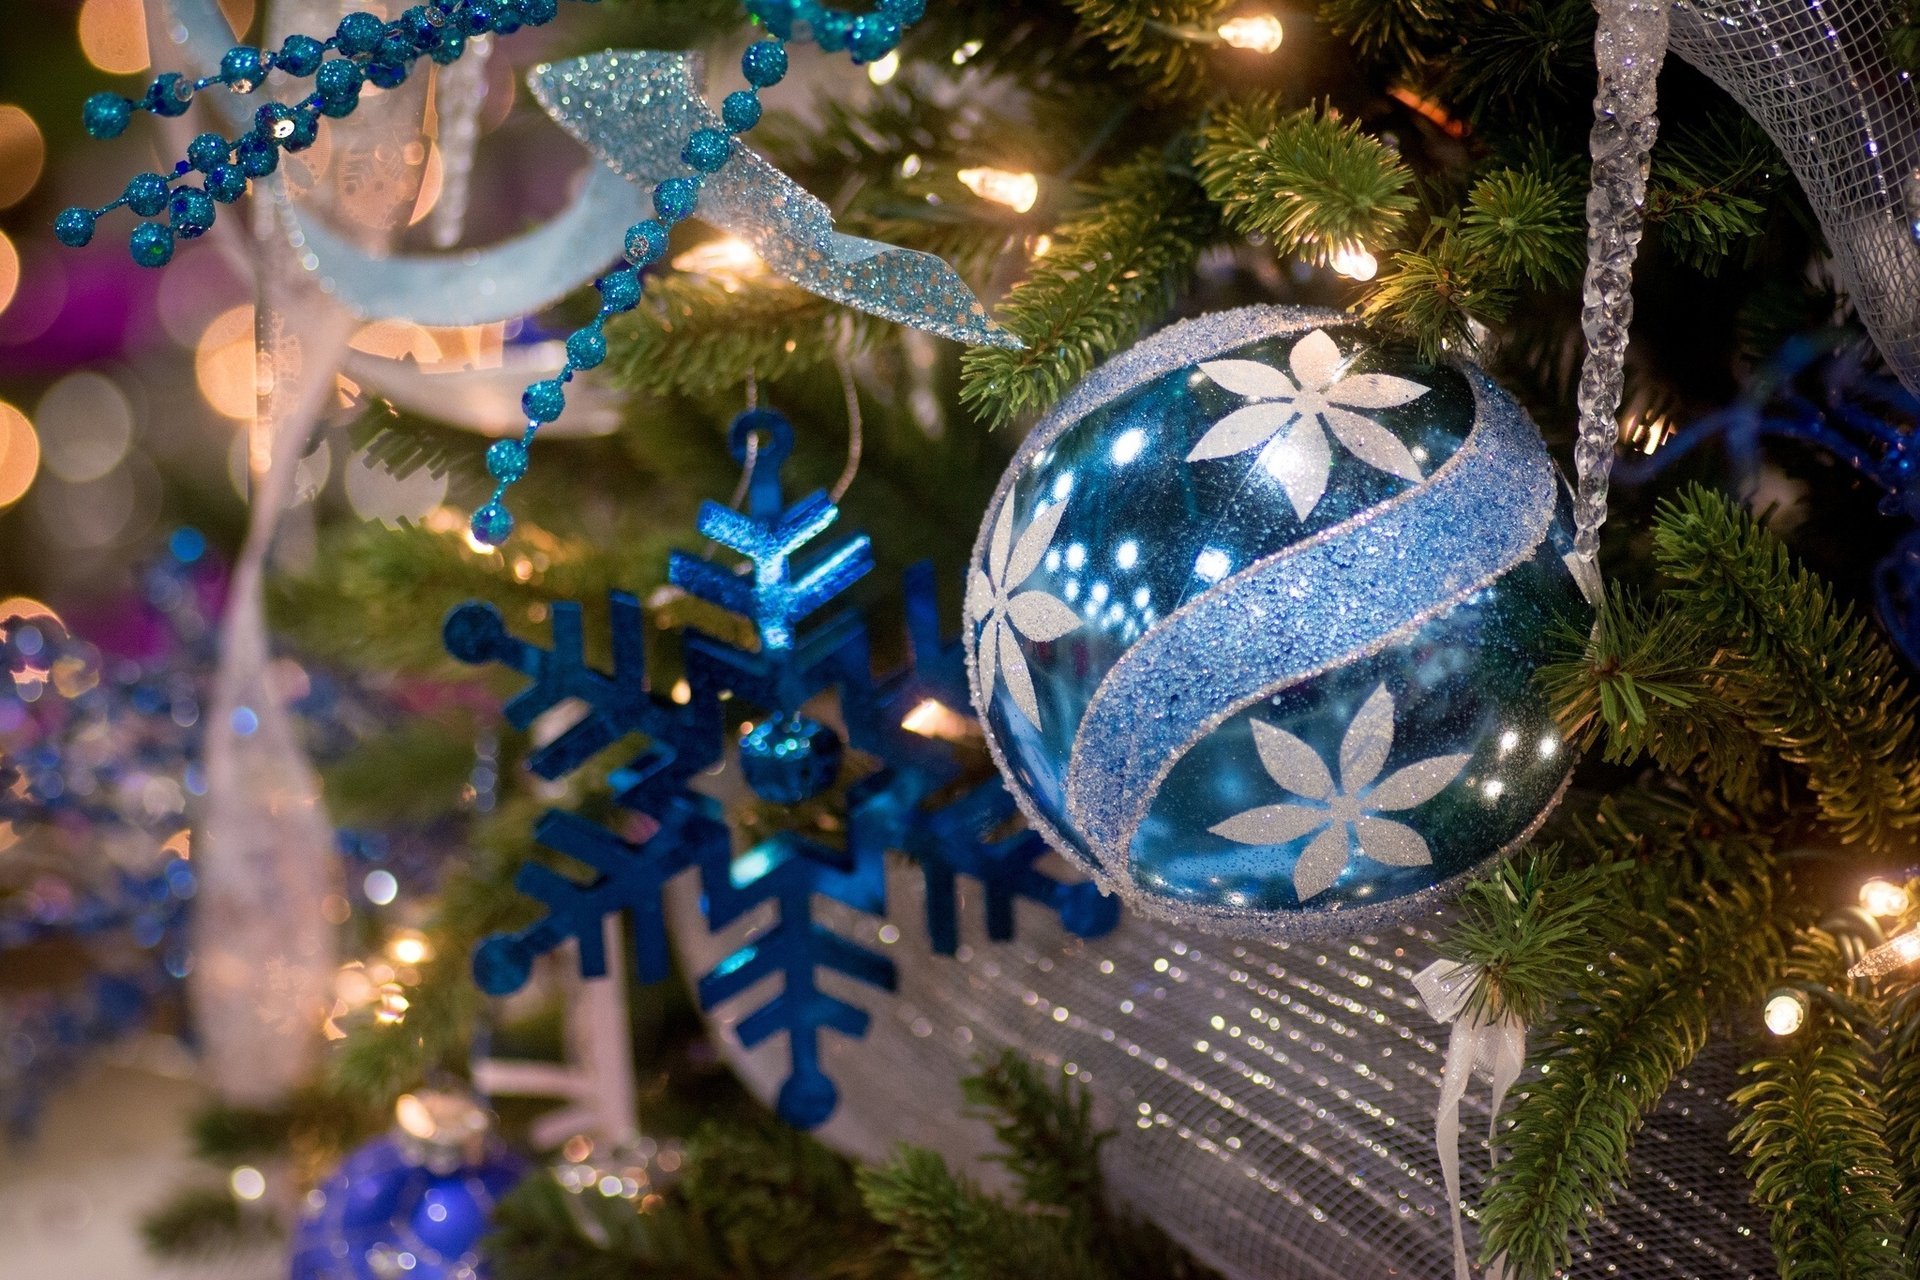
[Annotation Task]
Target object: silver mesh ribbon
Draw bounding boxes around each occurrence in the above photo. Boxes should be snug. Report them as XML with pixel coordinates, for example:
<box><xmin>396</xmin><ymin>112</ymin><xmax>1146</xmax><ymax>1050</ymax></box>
<box><xmin>1670</xmin><ymin>0</ymin><xmax>1920</xmax><ymax>398</ymax></box>
<box><xmin>668</xmin><ymin>863</ymin><xmax>1774</xmax><ymax>1280</ymax></box>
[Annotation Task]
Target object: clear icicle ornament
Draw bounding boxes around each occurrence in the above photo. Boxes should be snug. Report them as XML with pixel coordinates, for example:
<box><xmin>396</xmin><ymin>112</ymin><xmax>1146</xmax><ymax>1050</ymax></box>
<box><xmin>1572</xmin><ymin>0</ymin><xmax>1671</xmax><ymax>562</ymax></box>
<box><xmin>428</xmin><ymin>36</ymin><xmax>493</xmax><ymax>249</ymax></box>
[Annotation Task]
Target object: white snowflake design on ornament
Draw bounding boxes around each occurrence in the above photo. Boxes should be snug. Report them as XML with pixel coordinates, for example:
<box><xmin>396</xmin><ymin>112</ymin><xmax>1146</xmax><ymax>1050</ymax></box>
<box><xmin>1189</xmin><ymin>328</ymin><xmax>1432</xmax><ymax>520</ymax></box>
<box><xmin>969</xmin><ymin>498</ymin><xmax>1081</xmax><ymax>727</ymax></box>
<box><xmin>1210</xmin><ymin>685</ymin><xmax>1470</xmax><ymax>902</ymax></box>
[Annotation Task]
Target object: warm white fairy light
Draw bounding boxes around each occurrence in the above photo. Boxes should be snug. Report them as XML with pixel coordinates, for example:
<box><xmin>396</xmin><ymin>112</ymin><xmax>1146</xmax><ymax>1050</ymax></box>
<box><xmin>901</xmin><ymin>698</ymin><xmax>974</xmax><ymax>741</ymax></box>
<box><xmin>1859</xmin><ymin>877</ymin><xmax>1911</xmax><ymax>919</ymax></box>
<box><xmin>1849</xmin><ymin>928</ymin><xmax>1920</xmax><ymax>979</ymax></box>
<box><xmin>229</xmin><ymin>1166</ymin><xmax>267</xmax><ymax>1201</ymax></box>
<box><xmin>867</xmin><ymin>49</ymin><xmax>901</xmax><ymax>84</ymax></box>
<box><xmin>672</xmin><ymin>235</ymin><xmax>765</xmax><ymax>285</ymax></box>
<box><xmin>1330</xmin><ymin>245</ymin><xmax>1379</xmax><ymax>281</ymax></box>
<box><xmin>1762</xmin><ymin>988</ymin><xmax>1807</xmax><ymax>1036</ymax></box>
<box><xmin>1217</xmin><ymin>14</ymin><xmax>1284</xmax><ymax>52</ymax></box>
<box><xmin>958</xmin><ymin>166</ymin><xmax>1040</xmax><ymax>213</ymax></box>
<box><xmin>387</xmin><ymin>929</ymin><xmax>433</xmax><ymax>966</ymax></box>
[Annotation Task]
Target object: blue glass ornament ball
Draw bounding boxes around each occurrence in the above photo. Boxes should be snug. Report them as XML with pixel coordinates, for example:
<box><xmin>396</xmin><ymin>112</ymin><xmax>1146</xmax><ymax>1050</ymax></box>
<box><xmin>288</xmin><ymin>1134</ymin><xmax>524</xmax><ymax>1280</ymax></box>
<box><xmin>967</xmin><ymin>307</ymin><xmax>1593</xmax><ymax>938</ymax></box>
<box><xmin>739</xmin><ymin>714</ymin><xmax>845</xmax><ymax>804</ymax></box>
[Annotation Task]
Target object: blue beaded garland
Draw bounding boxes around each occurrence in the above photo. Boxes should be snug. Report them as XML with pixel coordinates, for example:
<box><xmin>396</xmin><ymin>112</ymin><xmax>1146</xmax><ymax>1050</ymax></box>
<box><xmin>315</xmin><ymin>58</ymin><xmax>365</xmax><ymax>101</ymax></box>
<box><xmin>721</xmin><ymin>90</ymin><xmax>763</xmax><ymax>133</ymax></box>
<box><xmin>597</xmin><ymin>268</ymin><xmax>642</xmax><ymax>312</ymax></box>
<box><xmin>334</xmin><ymin>11</ymin><xmax>388</xmax><ymax>55</ymax></box>
<box><xmin>741</xmin><ymin>40</ymin><xmax>790</xmax><ymax>87</ymax></box>
<box><xmin>486</xmin><ymin>439</ymin><xmax>529</xmax><ymax>483</ymax></box>
<box><xmin>130</xmin><ymin>222</ymin><xmax>176</xmax><ymax>268</ymax></box>
<box><xmin>882</xmin><ymin>0</ymin><xmax>926</xmax><ymax>19</ymax></box>
<box><xmin>470</xmin><ymin>502</ymin><xmax>514</xmax><ymax>547</ymax></box>
<box><xmin>206</xmin><ymin>165</ymin><xmax>248</xmax><ymax>203</ymax></box>
<box><xmin>518</xmin><ymin>0</ymin><xmax>559</xmax><ymax>23</ymax></box>
<box><xmin>235</xmin><ymin>135</ymin><xmax>279</xmax><ymax>177</ymax></box>
<box><xmin>624</xmin><ymin>219</ymin><xmax>669</xmax><ymax>265</ymax></box>
<box><xmin>283</xmin><ymin>109</ymin><xmax>321</xmax><ymax>151</ymax></box>
<box><xmin>187</xmin><ymin>132</ymin><xmax>229</xmax><ymax>173</ymax></box>
<box><xmin>463</xmin><ymin>2</ymin><xmax>497</xmax><ymax>34</ymax></box>
<box><xmin>124</xmin><ymin>173</ymin><xmax>170</xmax><ymax>218</ymax></box>
<box><xmin>219</xmin><ymin>45</ymin><xmax>266</xmax><ymax>90</ymax></box>
<box><xmin>82</xmin><ymin>93</ymin><xmax>133</xmax><ymax>139</ymax></box>
<box><xmin>277</xmin><ymin>34</ymin><xmax>325</xmax><ymax>77</ymax></box>
<box><xmin>168</xmin><ymin>188</ymin><xmax>217</xmax><ymax>238</ymax></box>
<box><xmin>654</xmin><ymin>176</ymin><xmax>700</xmax><ymax>224</ymax></box>
<box><xmin>522</xmin><ymin>380</ymin><xmax>566</xmax><ymax>423</ymax></box>
<box><xmin>565</xmin><ymin>327</ymin><xmax>607</xmax><ymax>369</ymax></box>
<box><xmin>429</xmin><ymin>28</ymin><xmax>467</xmax><ymax>65</ymax></box>
<box><xmin>848</xmin><ymin>15</ymin><xmax>901</xmax><ymax>62</ymax></box>
<box><xmin>367</xmin><ymin>59</ymin><xmax>410</xmax><ymax>90</ymax></box>
<box><xmin>683</xmin><ymin>128</ymin><xmax>732</xmax><ymax>173</ymax></box>
<box><xmin>145</xmin><ymin>73</ymin><xmax>194</xmax><ymax>118</ymax></box>
<box><xmin>398</xmin><ymin>6</ymin><xmax>440</xmax><ymax>49</ymax></box>
<box><xmin>54</xmin><ymin>208</ymin><xmax>96</xmax><ymax>248</ymax></box>
<box><xmin>813</xmin><ymin>11</ymin><xmax>852</xmax><ymax>52</ymax></box>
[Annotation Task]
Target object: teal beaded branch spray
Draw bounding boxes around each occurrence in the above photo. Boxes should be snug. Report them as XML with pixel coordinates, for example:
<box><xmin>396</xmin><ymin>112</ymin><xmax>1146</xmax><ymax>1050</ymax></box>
<box><xmin>55</xmin><ymin>0</ymin><xmax>978</xmax><ymax>547</ymax></box>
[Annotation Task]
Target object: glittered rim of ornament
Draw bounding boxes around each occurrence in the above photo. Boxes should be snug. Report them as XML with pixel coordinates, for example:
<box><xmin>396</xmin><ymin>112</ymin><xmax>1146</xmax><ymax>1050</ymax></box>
<box><xmin>964</xmin><ymin>305</ymin><xmax>1565</xmax><ymax>941</ymax></box>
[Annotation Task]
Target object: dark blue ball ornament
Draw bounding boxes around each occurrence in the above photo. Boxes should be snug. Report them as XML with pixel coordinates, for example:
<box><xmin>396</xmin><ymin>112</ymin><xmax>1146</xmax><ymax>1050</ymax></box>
<box><xmin>968</xmin><ymin>307</ymin><xmax>1591</xmax><ymax>937</ymax></box>
<box><xmin>739</xmin><ymin>714</ymin><xmax>844</xmax><ymax>803</ymax></box>
<box><xmin>288</xmin><ymin>1101</ymin><xmax>524</xmax><ymax>1280</ymax></box>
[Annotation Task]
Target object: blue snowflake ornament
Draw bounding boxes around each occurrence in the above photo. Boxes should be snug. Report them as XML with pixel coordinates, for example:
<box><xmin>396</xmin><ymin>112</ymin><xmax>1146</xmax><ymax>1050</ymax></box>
<box><xmin>455</xmin><ymin>408</ymin><xmax>1117</xmax><ymax>1128</ymax></box>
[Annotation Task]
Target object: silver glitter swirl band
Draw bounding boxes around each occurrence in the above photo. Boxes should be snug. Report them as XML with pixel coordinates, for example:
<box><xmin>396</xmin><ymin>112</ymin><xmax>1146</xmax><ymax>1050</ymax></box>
<box><xmin>1571</xmin><ymin>0</ymin><xmax>1670</xmax><ymax>563</ymax></box>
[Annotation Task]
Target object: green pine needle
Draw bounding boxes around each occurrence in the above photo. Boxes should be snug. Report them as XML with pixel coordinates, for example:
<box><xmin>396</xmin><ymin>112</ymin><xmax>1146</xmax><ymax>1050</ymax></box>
<box><xmin>960</xmin><ymin>150</ymin><xmax>1216</xmax><ymax>429</ymax></box>
<box><xmin>1360</xmin><ymin>229</ymin><xmax>1513</xmax><ymax>360</ymax></box>
<box><xmin>1057</xmin><ymin>0</ymin><xmax>1233</xmax><ymax>102</ymax></box>
<box><xmin>1652</xmin><ymin>485</ymin><xmax>1920</xmax><ymax>849</ymax></box>
<box><xmin>1459</xmin><ymin>166</ymin><xmax>1586</xmax><ymax>291</ymax></box>
<box><xmin>1194</xmin><ymin>98</ymin><xmax>1418</xmax><ymax>262</ymax></box>
<box><xmin>1438</xmin><ymin>846</ymin><xmax>1620</xmax><ymax>1027</ymax></box>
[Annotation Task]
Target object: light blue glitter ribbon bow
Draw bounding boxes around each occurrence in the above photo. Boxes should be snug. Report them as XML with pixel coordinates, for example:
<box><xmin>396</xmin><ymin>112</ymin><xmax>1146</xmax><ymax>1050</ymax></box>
<box><xmin>531</xmin><ymin>51</ymin><xmax>1023</xmax><ymax>350</ymax></box>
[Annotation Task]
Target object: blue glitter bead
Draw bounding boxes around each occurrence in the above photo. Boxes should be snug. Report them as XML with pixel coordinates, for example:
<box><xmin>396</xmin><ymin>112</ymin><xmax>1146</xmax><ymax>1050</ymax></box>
<box><xmin>721</xmin><ymin>90</ymin><xmax>763</xmax><ymax>133</ymax></box>
<box><xmin>848</xmin><ymin>15</ymin><xmax>901</xmax><ymax>62</ymax></box>
<box><xmin>315</xmin><ymin>57</ymin><xmax>365</xmax><ymax>101</ymax></box>
<box><xmin>318</xmin><ymin>91</ymin><xmax>359</xmax><ymax>119</ymax></box>
<box><xmin>124</xmin><ymin>173</ymin><xmax>171</xmax><ymax>217</ymax></box>
<box><xmin>367</xmin><ymin>58</ymin><xmax>409</xmax><ymax>90</ymax></box>
<box><xmin>463</xmin><ymin>1</ymin><xmax>496</xmax><ymax>33</ymax></box>
<box><xmin>471</xmin><ymin>502</ymin><xmax>514</xmax><ymax>546</ymax></box>
<box><xmin>82</xmin><ymin>93</ymin><xmax>133</xmax><ymax>139</ymax></box>
<box><xmin>522</xmin><ymin>380</ymin><xmax>566</xmax><ymax>424</ymax></box>
<box><xmin>739</xmin><ymin>715</ymin><xmax>845</xmax><ymax>804</ymax></box>
<box><xmin>54</xmin><ymin>208</ymin><xmax>96</xmax><ymax>248</ymax></box>
<box><xmin>169</xmin><ymin>187</ymin><xmax>217</xmax><ymax>238</ymax></box>
<box><xmin>130</xmin><ymin>222</ymin><xmax>176</xmax><ymax>268</ymax></box>
<box><xmin>334</xmin><ymin>11</ymin><xmax>387</xmax><ymax>54</ymax></box>
<box><xmin>486</xmin><ymin>439</ymin><xmax>529</xmax><ymax>482</ymax></box>
<box><xmin>969</xmin><ymin>307</ymin><xmax>1590</xmax><ymax>938</ymax></box>
<box><xmin>206</xmin><ymin>165</ymin><xmax>247</xmax><ymax>203</ymax></box>
<box><xmin>145</xmin><ymin>73</ymin><xmax>194</xmax><ymax>118</ymax></box>
<box><xmin>283</xmin><ymin>109</ymin><xmax>320</xmax><ymax>152</ymax></box>
<box><xmin>490</xmin><ymin>1</ymin><xmax>524</xmax><ymax>35</ymax></box>
<box><xmin>430</xmin><ymin>27</ymin><xmax>467</xmax><ymax>65</ymax></box>
<box><xmin>654</xmin><ymin>177</ymin><xmax>699</xmax><ymax>225</ymax></box>
<box><xmin>623</xmin><ymin>219</ymin><xmax>669</xmax><ymax>265</ymax></box>
<box><xmin>813</xmin><ymin>11</ymin><xmax>852</xmax><ymax>51</ymax></box>
<box><xmin>745</xmin><ymin>0</ymin><xmax>797</xmax><ymax>38</ymax></box>
<box><xmin>277</xmin><ymin>34</ymin><xmax>325</xmax><ymax>77</ymax></box>
<box><xmin>597</xmin><ymin>267</ymin><xmax>642</xmax><ymax>312</ymax></box>
<box><xmin>881</xmin><ymin>0</ymin><xmax>926</xmax><ymax>19</ymax></box>
<box><xmin>187</xmin><ymin>132</ymin><xmax>230</xmax><ymax>173</ymax></box>
<box><xmin>682</xmin><ymin>128</ymin><xmax>732</xmax><ymax>173</ymax></box>
<box><xmin>518</xmin><ymin>0</ymin><xmax>558</xmax><ymax>23</ymax></box>
<box><xmin>565</xmin><ymin>327</ymin><xmax>607</xmax><ymax>370</ymax></box>
<box><xmin>220</xmin><ymin>45</ymin><xmax>266</xmax><ymax>89</ymax></box>
<box><xmin>235</xmin><ymin>135</ymin><xmax>279</xmax><ymax>177</ymax></box>
<box><xmin>741</xmin><ymin>40</ymin><xmax>789</xmax><ymax>88</ymax></box>
<box><xmin>398</xmin><ymin>6</ymin><xmax>439</xmax><ymax>49</ymax></box>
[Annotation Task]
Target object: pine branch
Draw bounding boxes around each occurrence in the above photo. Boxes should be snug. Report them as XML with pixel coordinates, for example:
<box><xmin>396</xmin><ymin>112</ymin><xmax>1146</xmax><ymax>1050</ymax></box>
<box><xmin>1317</xmin><ymin>0</ymin><xmax>1446</xmax><ymax>64</ymax></box>
<box><xmin>962</xmin><ymin>1049</ymin><xmax>1107</xmax><ymax>1226</ymax></box>
<box><xmin>487</xmin><ymin>1173</ymin><xmax>724</xmax><ymax>1280</ymax></box>
<box><xmin>1651</xmin><ymin>484</ymin><xmax>1920</xmax><ymax>849</ymax></box>
<box><xmin>1646</xmin><ymin>115</ymin><xmax>1780</xmax><ymax>273</ymax></box>
<box><xmin>960</xmin><ymin>151</ymin><xmax>1216</xmax><ymax>428</ymax></box>
<box><xmin>860</xmin><ymin>1147</ymin><xmax>1109</xmax><ymax>1280</ymax></box>
<box><xmin>1881</xmin><ymin>959</ymin><xmax>1920</xmax><ymax>1265</ymax></box>
<box><xmin>1459</xmin><ymin>165</ymin><xmax>1586</xmax><ymax>291</ymax></box>
<box><xmin>1479</xmin><ymin>836</ymin><xmax>1789</xmax><ymax>1278</ymax></box>
<box><xmin>1360</xmin><ymin>227</ymin><xmax>1513</xmax><ymax>359</ymax></box>
<box><xmin>1730</xmin><ymin>928</ymin><xmax>1906</xmax><ymax>1280</ymax></box>
<box><xmin>1437</xmin><ymin>846</ymin><xmax>1621</xmax><ymax>1027</ymax></box>
<box><xmin>1057</xmin><ymin>0</ymin><xmax>1234</xmax><ymax>102</ymax></box>
<box><xmin>140</xmin><ymin>1186</ymin><xmax>281</xmax><ymax>1259</ymax></box>
<box><xmin>1194</xmin><ymin>98</ymin><xmax>1418</xmax><ymax>262</ymax></box>
<box><xmin>1536</xmin><ymin>584</ymin><xmax>1769</xmax><ymax>802</ymax></box>
<box><xmin>1434</xmin><ymin>0</ymin><xmax>1594</xmax><ymax>127</ymax></box>
<box><xmin>605</xmin><ymin>273</ymin><xmax>879</xmax><ymax>401</ymax></box>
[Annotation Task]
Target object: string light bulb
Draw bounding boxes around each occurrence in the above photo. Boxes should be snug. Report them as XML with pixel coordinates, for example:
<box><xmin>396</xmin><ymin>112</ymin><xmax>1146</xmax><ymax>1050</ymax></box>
<box><xmin>1762</xmin><ymin>988</ymin><xmax>1808</xmax><ymax>1036</ymax></box>
<box><xmin>671</xmin><ymin>235</ymin><xmax>765</xmax><ymax>284</ymax></box>
<box><xmin>958</xmin><ymin>167</ymin><xmax>1040</xmax><ymax>214</ymax></box>
<box><xmin>1330</xmin><ymin>245</ymin><xmax>1379</xmax><ymax>281</ymax></box>
<box><xmin>1849</xmin><ymin>928</ymin><xmax>1920</xmax><ymax>979</ymax></box>
<box><xmin>1217</xmin><ymin>13</ymin><xmax>1284</xmax><ymax>53</ymax></box>
<box><xmin>1859</xmin><ymin>877</ymin><xmax>1911</xmax><ymax>919</ymax></box>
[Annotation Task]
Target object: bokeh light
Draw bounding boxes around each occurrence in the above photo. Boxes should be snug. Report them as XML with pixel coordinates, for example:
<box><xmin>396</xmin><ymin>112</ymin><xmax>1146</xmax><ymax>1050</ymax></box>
<box><xmin>0</xmin><ymin>107</ymin><xmax>44</xmax><ymax>211</ymax></box>
<box><xmin>38</xmin><ymin>372</ymin><xmax>133</xmax><ymax>483</ymax></box>
<box><xmin>0</xmin><ymin>401</ymin><xmax>39</xmax><ymax>507</ymax></box>
<box><xmin>77</xmin><ymin>0</ymin><xmax>150</xmax><ymax>76</ymax></box>
<box><xmin>0</xmin><ymin>230</ymin><xmax>18</xmax><ymax>318</ymax></box>
<box><xmin>196</xmin><ymin>304</ymin><xmax>257</xmax><ymax>421</ymax></box>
